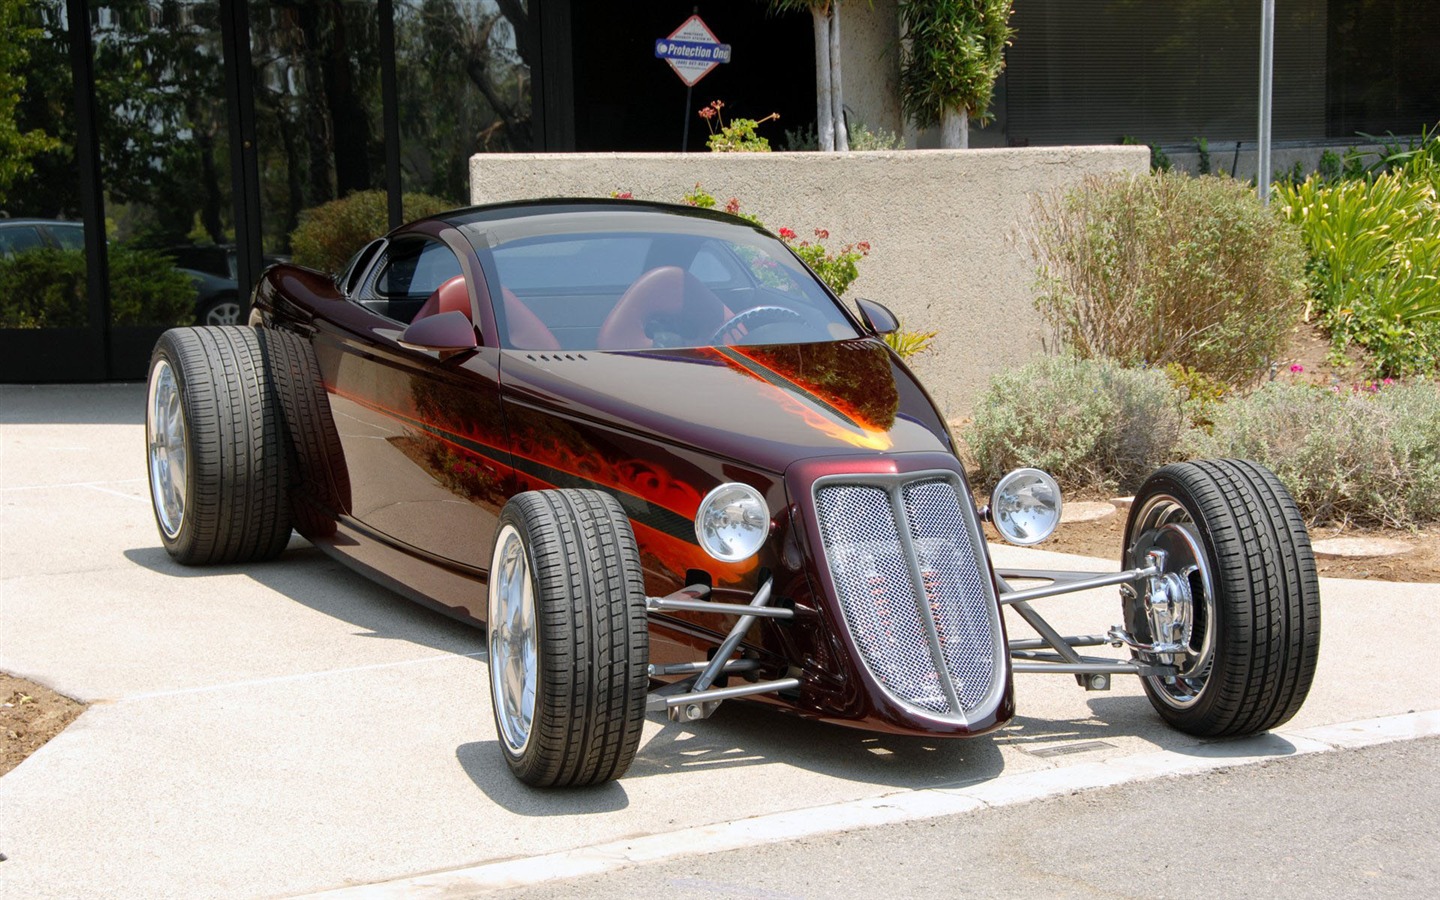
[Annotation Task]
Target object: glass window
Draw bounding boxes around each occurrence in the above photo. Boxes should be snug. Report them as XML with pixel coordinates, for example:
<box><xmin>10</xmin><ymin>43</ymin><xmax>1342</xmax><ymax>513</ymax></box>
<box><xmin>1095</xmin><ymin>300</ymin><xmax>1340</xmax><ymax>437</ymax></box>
<box><xmin>0</xmin><ymin>1</ymin><xmax>86</xmax><ymax>332</ymax></box>
<box><xmin>0</xmin><ymin>226</ymin><xmax>46</xmax><ymax>257</ymax></box>
<box><xmin>375</xmin><ymin>239</ymin><xmax>463</xmax><ymax>299</ymax></box>
<box><xmin>462</xmin><ymin>209</ymin><xmax>860</xmax><ymax>352</ymax></box>
<box><xmin>249</xmin><ymin>1</ymin><xmax>386</xmax><ymax>262</ymax></box>
<box><xmin>90</xmin><ymin>1</ymin><xmax>230</xmax><ymax>330</ymax></box>
<box><xmin>48</xmin><ymin>224</ymin><xmax>86</xmax><ymax>252</ymax></box>
<box><xmin>395</xmin><ymin>0</ymin><xmax>531</xmax><ymax>203</ymax></box>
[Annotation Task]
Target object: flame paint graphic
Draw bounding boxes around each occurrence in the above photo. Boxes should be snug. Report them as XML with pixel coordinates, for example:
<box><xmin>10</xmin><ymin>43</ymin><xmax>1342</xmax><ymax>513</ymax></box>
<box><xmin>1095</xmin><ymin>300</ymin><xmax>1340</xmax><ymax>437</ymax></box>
<box><xmin>719</xmin><ymin>346</ymin><xmax>894</xmax><ymax>451</ymax></box>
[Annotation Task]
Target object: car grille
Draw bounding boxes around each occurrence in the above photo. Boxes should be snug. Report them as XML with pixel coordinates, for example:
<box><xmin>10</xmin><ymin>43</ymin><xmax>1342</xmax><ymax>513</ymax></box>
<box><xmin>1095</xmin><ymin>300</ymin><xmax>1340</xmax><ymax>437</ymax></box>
<box><xmin>814</xmin><ymin>475</ymin><xmax>1001</xmax><ymax>719</ymax></box>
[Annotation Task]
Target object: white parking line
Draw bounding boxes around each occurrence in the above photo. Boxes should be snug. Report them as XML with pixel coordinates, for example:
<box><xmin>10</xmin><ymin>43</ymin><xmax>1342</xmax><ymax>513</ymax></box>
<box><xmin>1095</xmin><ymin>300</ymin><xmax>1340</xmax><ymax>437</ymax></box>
<box><xmin>115</xmin><ymin>651</ymin><xmax>487</xmax><ymax>704</ymax></box>
<box><xmin>0</xmin><ymin>478</ymin><xmax>145</xmax><ymax>493</ymax></box>
<box><xmin>300</xmin><ymin>709</ymin><xmax>1440</xmax><ymax>899</ymax></box>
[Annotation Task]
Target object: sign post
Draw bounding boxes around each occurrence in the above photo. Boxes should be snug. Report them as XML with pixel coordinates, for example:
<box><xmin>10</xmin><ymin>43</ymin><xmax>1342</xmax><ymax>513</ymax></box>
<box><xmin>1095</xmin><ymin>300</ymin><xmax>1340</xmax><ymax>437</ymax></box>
<box><xmin>654</xmin><ymin>12</ymin><xmax>732</xmax><ymax>152</ymax></box>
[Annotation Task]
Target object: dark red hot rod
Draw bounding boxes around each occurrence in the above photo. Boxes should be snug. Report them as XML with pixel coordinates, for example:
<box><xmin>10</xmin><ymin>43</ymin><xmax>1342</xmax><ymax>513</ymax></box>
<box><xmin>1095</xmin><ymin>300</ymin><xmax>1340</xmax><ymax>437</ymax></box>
<box><xmin>144</xmin><ymin>200</ymin><xmax>1321</xmax><ymax>787</ymax></box>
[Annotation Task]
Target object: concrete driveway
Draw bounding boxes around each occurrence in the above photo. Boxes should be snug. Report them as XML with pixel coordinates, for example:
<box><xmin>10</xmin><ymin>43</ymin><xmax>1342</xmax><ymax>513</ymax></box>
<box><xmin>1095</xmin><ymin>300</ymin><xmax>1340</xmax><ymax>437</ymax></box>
<box><xmin>2</xmin><ymin>383</ymin><xmax>1437</xmax><ymax>899</ymax></box>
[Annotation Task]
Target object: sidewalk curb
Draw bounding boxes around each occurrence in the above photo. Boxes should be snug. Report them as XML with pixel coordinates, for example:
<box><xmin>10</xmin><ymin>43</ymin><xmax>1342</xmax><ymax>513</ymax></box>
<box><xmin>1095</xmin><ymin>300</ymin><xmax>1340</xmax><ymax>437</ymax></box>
<box><xmin>298</xmin><ymin>709</ymin><xmax>1440</xmax><ymax>898</ymax></box>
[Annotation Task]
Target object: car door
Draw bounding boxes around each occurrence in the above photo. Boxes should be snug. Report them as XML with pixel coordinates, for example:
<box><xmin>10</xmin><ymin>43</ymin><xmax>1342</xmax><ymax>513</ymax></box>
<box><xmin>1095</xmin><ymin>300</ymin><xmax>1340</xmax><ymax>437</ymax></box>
<box><xmin>311</xmin><ymin>231</ymin><xmax>512</xmax><ymax>571</ymax></box>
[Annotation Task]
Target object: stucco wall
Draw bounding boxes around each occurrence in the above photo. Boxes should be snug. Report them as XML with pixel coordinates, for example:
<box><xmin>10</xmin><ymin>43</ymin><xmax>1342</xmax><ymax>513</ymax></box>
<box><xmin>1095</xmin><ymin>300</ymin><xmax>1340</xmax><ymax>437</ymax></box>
<box><xmin>470</xmin><ymin>146</ymin><xmax>1148</xmax><ymax>416</ymax></box>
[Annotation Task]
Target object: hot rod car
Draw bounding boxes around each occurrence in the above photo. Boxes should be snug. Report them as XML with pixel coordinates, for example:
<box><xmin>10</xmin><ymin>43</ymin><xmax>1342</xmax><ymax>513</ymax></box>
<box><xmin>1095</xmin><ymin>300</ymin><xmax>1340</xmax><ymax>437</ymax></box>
<box><xmin>144</xmin><ymin>200</ymin><xmax>1321</xmax><ymax>787</ymax></box>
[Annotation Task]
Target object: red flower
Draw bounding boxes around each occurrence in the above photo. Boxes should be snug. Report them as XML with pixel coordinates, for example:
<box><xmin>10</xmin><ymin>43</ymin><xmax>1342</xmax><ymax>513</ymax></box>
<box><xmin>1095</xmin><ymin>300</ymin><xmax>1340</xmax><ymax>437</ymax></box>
<box><xmin>613</xmin><ymin>191</ymin><xmax>633</xmax><ymax>200</ymax></box>
<box><xmin>725</xmin><ymin>197</ymin><xmax>740</xmax><ymax>215</ymax></box>
<box><xmin>698</xmin><ymin>107</ymin><xmax>716</xmax><ymax>120</ymax></box>
<box><xmin>778</xmin><ymin>226</ymin><xmax>797</xmax><ymax>240</ymax></box>
<box><xmin>814</xmin><ymin>228</ymin><xmax>829</xmax><ymax>240</ymax></box>
<box><xmin>857</xmin><ymin>241</ymin><xmax>872</xmax><ymax>254</ymax></box>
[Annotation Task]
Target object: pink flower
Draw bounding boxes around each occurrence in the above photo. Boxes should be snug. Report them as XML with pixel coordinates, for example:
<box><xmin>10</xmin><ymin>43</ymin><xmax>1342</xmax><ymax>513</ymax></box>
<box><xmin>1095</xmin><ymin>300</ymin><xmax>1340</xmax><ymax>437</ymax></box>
<box><xmin>725</xmin><ymin>197</ymin><xmax>740</xmax><ymax>215</ymax></box>
<box><xmin>1383</xmin><ymin>377</ymin><xmax>1395</xmax><ymax>385</ymax></box>
<box><xmin>1290</xmin><ymin>364</ymin><xmax>1304</xmax><ymax>373</ymax></box>
<box><xmin>857</xmin><ymin>241</ymin><xmax>872</xmax><ymax>254</ymax></box>
<box><xmin>814</xmin><ymin>228</ymin><xmax>829</xmax><ymax>240</ymax></box>
<box><xmin>778</xmin><ymin>226</ymin><xmax>797</xmax><ymax>240</ymax></box>
<box><xmin>612</xmin><ymin>190</ymin><xmax>633</xmax><ymax>200</ymax></box>
<box><xmin>698</xmin><ymin>107</ymin><xmax>715</xmax><ymax>121</ymax></box>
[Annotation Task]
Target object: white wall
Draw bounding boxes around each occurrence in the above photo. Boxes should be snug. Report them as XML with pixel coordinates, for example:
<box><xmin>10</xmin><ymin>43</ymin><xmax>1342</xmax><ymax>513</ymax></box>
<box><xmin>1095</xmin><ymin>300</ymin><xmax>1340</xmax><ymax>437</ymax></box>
<box><xmin>470</xmin><ymin>146</ymin><xmax>1149</xmax><ymax>416</ymax></box>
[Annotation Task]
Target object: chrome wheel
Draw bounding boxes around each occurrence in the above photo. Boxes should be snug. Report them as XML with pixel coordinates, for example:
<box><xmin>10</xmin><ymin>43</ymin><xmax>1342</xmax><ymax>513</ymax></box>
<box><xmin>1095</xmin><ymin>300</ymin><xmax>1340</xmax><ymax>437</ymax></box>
<box><xmin>488</xmin><ymin>525</ymin><xmax>537</xmax><ymax>756</ymax></box>
<box><xmin>203</xmin><ymin>299</ymin><xmax>243</xmax><ymax>325</ymax></box>
<box><xmin>147</xmin><ymin>359</ymin><xmax>187</xmax><ymax>540</ymax></box>
<box><xmin>1127</xmin><ymin>494</ymin><xmax>1216</xmax><ymax>710</ymax></box>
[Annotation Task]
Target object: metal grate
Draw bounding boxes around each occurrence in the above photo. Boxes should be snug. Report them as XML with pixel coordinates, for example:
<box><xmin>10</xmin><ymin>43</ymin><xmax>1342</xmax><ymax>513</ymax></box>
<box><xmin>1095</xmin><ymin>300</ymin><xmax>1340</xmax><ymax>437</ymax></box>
<box><xmin>903</xmin><ymin>480</ymin><xmax>997</xmax><ymax>712</ymax></box>
<box><xmin>815</xmin><ymin>476</ymin><xmax>999</xmax><ymax>718</ymax></box>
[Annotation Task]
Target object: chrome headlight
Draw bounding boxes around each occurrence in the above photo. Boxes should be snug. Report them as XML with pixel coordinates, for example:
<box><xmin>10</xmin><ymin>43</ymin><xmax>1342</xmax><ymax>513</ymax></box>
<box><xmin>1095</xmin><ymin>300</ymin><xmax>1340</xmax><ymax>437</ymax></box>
<box><xmin>989</xmin><ymin>468</ymin><xmax>1062</xmax><ymax>546</ymax></box>
<box><xmin>695</xmin><ymin>483</ymin><xmax>770</xmax><ymax>562</ymax></box>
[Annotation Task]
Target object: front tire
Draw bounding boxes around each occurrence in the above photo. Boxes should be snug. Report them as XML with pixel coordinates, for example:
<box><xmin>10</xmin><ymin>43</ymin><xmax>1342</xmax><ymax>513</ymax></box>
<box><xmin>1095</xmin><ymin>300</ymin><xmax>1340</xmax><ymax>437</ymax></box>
<box><xmin>146</xmin><ymin>327</ymin><xmax>293</xmax><ymax>565</ymax></box>
<box><xmin>1123</xmin><ymin>460</ymin><xmax>1320</xmax><ymax>737</ymax></box>
<box><xmin>488</xmin><ymin>490</ymin><xmax>649</xmax><ymax>787</ymax></box>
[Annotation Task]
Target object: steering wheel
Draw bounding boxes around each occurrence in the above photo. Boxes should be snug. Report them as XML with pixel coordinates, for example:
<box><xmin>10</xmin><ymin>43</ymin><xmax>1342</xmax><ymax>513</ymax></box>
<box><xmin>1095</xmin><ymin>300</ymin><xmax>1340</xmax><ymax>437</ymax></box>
<box><xmin>709</xmin><ymin>306</ymin><xmax>806</xmax><ymax>345</ymax></box>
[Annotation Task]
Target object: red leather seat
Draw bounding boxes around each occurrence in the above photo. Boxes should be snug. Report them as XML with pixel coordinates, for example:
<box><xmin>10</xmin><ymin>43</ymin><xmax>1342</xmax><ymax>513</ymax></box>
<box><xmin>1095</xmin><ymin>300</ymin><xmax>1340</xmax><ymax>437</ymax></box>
<box><xmin>413</xmin><ymin>276</ymin><xmax>560</xmax><ymax>350</ymax></box>
<box><xmin>502</xmin><ymin>287</ymin><xmax>561</xmax><ymax>351</ymax></box>
<box><xmin>413</xmin><ymin>275</ymin><xmax>472</xmax><ymax>322</ymax></box>
<box><xmin>595</xmin><ymin>266</ymin><xmax>729</xmax><ymax>351</ymax></box>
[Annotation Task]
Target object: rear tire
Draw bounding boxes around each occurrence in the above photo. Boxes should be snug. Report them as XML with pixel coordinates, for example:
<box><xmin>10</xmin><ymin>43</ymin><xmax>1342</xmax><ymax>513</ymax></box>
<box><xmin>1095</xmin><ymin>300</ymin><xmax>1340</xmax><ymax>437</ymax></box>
<box><xmin>487</xmin><ymin>490</ymin><xmax>649</xmax><ymax>787</ymax></box>
<box><xmin>259</xmin><ymin>327</ymin><xmax>350</xmax><ymax>536</ymax></box>
<box><xmin>1123</xmin><ymin>459</ymin><xmax>1321</xmax><ymax>737</ymax></box>
<box><xmin>146</xmin><ymin>327</ymin><xmax>293</xmax><ymax>565</ymax></box>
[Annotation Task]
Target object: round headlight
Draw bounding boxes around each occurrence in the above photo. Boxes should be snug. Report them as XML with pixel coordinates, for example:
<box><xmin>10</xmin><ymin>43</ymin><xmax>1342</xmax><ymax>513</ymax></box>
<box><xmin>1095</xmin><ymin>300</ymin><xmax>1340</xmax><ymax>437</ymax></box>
<box><xmin>989</xmin><ymin>468</ymin><xmax>1063</xmax><ymax>546</ymax></box>
<box><xmin>695</xmin><ymin>483</ymin><xmax>771</xmax><ymax>562</ymax></box>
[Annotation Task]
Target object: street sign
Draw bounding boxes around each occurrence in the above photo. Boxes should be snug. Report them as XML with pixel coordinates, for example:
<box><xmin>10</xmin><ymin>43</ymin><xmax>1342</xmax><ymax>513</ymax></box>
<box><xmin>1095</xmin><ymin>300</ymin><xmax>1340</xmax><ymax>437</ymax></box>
<box><xmin>655</xmin><ymin>15</ymin><xmax>732</xmax><ymax>88</ymax></box>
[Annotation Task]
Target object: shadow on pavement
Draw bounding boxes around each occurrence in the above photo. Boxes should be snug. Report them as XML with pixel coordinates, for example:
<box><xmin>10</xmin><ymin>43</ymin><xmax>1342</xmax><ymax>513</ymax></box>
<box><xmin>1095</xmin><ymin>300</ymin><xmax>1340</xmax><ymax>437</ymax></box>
<box><xmin>456</xmin><ymin>741</ymin><xmax>631</xmax><ymax>814</ymax></box>
<box><xmin>123</xmin><ymin>541</ymin><xmax>485</xmax><ymax>659</ymax></box>
<box><xmin>0</xmin><ymin>383</ymin><xmax>145</xmax><ymax>425</ymax></box>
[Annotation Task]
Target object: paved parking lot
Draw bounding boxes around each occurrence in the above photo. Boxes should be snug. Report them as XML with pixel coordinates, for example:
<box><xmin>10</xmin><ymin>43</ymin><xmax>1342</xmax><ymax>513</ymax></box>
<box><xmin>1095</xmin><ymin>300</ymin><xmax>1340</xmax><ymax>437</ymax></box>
<box><xmin>2</xmin><ymin>383</ymin><xmax>1438</xmax><ymax>899</ymax></box>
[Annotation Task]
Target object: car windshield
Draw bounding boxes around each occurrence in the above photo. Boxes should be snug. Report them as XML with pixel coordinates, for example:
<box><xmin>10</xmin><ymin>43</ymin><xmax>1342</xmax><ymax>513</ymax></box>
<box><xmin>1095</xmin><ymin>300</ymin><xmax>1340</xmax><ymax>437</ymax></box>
<box><xmin>457</xmin><ymin>208</ymin><xmax>861</xmax><ymax>352</ymax></box>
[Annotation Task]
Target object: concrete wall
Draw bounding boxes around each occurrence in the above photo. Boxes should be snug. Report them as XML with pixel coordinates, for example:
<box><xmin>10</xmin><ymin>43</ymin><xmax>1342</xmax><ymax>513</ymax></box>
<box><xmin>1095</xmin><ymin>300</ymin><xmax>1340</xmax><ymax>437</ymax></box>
<box><xmin>470</xmin><ymin>146</ymin><xmax>1149</xmax><ymax>416</ymax></box>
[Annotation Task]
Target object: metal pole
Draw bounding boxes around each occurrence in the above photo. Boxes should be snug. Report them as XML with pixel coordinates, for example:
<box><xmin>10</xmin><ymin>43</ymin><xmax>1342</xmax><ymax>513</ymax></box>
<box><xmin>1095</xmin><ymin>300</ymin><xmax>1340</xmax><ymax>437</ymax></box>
<box><xmin>681</xmin><ymin>82</ymin><xmax>694</xmax><ymax>153</ymax></box>
<box><xmin>1258</xmin><ymin>0</ymin><xmax>1275</xmax><ymax>204</ymax></box>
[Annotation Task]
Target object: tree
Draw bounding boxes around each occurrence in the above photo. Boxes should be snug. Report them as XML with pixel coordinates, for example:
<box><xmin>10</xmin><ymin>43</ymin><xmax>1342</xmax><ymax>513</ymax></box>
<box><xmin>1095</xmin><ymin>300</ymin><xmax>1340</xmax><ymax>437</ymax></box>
<box><xmin>769</xmin><ymin>0</ymin><xmax>849</xmax><ymax>152</ymax></box>
<box><xmin>899</xmin><ymin>0</ymin><xmax>1014</xmax><ymax>149</ymax></box>
<box><xmin>0</xmin><ymin>0</ymin><xmax>62</xmax><ymax>207</ymax></box>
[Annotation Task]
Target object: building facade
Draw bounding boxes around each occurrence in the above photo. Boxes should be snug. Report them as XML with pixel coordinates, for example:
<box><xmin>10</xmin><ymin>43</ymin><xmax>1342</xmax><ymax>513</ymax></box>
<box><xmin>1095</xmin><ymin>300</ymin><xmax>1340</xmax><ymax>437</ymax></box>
<box><xmin>2</xmin><ymin>0</ymin><xmax>1435</xmax><ymax>382</ymax></box>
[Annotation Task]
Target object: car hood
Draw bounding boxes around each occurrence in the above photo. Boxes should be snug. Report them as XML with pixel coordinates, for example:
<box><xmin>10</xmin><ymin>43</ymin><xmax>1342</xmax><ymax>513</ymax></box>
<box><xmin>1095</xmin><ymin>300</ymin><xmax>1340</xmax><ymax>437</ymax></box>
<box><xmin>498</xmin><ymin>339</ymin><xmax>954</xmax><ymax>475</ymax></box>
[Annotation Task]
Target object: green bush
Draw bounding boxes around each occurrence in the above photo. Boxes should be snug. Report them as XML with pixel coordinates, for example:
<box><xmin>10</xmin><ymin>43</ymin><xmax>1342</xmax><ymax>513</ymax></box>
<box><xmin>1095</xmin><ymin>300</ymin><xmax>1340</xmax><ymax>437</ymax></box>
<box><xmin>964</xmin><ymin>354</ymin><xmax>1187</xmax><ymax>492</ymax></box>
<box><xmin>1275</xmin><ymin>153</ymin><xmax>1440</xmax><ymax>378</ymax></box>
<box><xmin>290</xmin><ymin>189</ymin><xmax>456</xmax><ymax>273</ymax></box>
<box><xmin>0</xmin><ymin>246</ymin><xmax>194</xmax><ymax>328</ymax></box>
<box><xmin>1187</xmin><ymin>381</ymin><xmax>1440</xmax><ymax>527</ymax></box>
<box><xmin>1030</xmin><ymin>171</ymin><xmax>1308</xmax><ymax>387</ymax></box>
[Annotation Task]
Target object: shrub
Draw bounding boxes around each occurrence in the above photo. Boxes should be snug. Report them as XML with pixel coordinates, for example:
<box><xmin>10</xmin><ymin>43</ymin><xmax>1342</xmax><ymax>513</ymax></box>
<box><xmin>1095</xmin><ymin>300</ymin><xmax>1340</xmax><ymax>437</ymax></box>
<box><xmin>0</xmin><ymin>246</ymin><xmax>194</xmax><ymax>328</ymax></box>
<box><xmin>964</xmin><ymin>355</ymin><xmax>1187</xmax><ymax>492</ymax></box>
<box><xmin>1030</xmin><ymin>171</ymin><xmax>1308</xmax><ymax>388</ymax></box>
<box><xmin>290</xmin><ymin>189</ymin><xmax>455</xmax><ymax>273</ymax></box>
<box><xmin>1188</xmin><ymin>381</ymin><xmax>1440</xmax><ymax>527</ymax></box>
<box><xmin>1275</xmin><ymin>157</ymin><xmax>1440</xmax><ymax>377</ymax></box>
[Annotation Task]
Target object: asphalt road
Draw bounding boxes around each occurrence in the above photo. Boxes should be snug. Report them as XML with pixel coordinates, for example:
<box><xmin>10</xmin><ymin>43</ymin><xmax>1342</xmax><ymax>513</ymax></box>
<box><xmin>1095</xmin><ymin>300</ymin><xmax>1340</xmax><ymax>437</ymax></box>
<box><xmin>496</xmin><ymin>736</ymin><xmax>1440</xmax><ymax>900</ymax></box>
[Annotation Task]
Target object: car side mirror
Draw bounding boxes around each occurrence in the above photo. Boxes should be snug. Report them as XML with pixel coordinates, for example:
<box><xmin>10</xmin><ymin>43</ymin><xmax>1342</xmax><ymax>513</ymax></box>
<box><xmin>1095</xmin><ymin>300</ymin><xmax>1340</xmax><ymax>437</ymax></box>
<box><xmin>398</xmin><ymin>310</ymin><xmax>479</xmax><ymax>358</ymax></box>
<box><xmin>854</xmin><ymin>298</ymin><xmax>900</xmax><ymax>335</ymax></box>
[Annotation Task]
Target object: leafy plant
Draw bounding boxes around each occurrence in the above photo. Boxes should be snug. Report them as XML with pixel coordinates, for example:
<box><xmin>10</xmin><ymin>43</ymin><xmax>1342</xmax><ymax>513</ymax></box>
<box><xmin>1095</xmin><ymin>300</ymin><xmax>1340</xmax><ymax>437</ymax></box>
<box><xmin>1030</xmin><ymin>171</ymin><xmax>1308</xmax><ymax>387</ymax></box>
<box><xmin>782</xmin><ymin>123</ymin><xmax>819</xmax><ymax>152</ymax></box>
<box><xmin>698</xmin><ymin>100</ymin><xmax>778</xmax><ymax>153</ymax></box>
<box><xmin>0</xmin><ymin>245</ymin><xmax>194</xmax><ymax>328</ymax></box>
<box><xmin>1189</xmin><ymin>380</ymin><xmax>1440</xmax><ymax>527</ymax></box>
<box><xmin>1275</xmin><ymin>158</ymin><xmax>1440</xmax><ymax>377</ymax></box>
<box><xmin>883</xmin><ymin>328</ymin><xmax>937</xmax><ymax>359</ymax></box>
<box><xmin>898</xmin><ymin>0</ymin><xmax>1014</xmax><ymax>148</ymax></box>
<box><xmin>964</xmin><ymin>354</ymin><xmax>1187</xmax><ymax>492</ymax></box>
<box><xmin>290</xmin><ymin>189</ymin><xmax>455</xmax><ymax>273</ymax></box>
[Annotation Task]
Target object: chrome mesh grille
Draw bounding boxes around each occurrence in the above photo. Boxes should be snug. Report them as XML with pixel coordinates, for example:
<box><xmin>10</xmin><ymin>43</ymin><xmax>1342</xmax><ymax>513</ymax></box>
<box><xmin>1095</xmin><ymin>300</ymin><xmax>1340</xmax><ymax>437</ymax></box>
<box><xmin>815</xmin><ymin>476</ymin><xmax>999</xmax><ymax>718</ymax></box>
<box><xmin>903</xmin><ymin>480</ymin><xmax>997</xmax><ymax>711</ymax></box>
